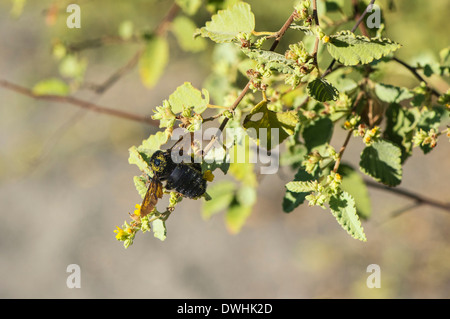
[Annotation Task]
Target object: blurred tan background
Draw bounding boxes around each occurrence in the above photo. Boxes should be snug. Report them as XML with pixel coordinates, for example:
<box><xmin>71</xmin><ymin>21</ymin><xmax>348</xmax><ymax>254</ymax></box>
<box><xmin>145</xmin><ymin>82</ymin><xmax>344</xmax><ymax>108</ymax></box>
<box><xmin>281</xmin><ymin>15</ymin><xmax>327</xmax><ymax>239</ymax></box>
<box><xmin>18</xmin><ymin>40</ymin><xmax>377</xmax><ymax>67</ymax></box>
<box><xmin>0</xmin><ymin>0</ymin><xmax>449</xmax><ymax>298</ymax></box>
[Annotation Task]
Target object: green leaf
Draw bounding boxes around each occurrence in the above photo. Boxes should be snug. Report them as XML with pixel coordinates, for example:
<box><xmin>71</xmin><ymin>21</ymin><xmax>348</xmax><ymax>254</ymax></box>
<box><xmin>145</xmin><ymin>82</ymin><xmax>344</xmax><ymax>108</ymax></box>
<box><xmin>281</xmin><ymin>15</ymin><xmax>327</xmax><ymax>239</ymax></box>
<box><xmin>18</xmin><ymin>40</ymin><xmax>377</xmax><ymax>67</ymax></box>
<box><xmin>285</xmin><ymin>180</ymin><xmax>317</xmax><ymax>193</ymax></box>
<box><xmin>202</xmin><ymin>181</ymin><xmax>236</xmax><ymax>219</ymax></box>
<box><xmin>10</xmin><ymin>0</ymin><xmax>26</xmax><ymax>18</ymax></box>
<box><xmin>280</xmin><ymin>143</ymin><xmax>308</xmax><ymax>168</ymax></box>
<box><xmin>128</xmin><ymin>146</ymin><xmax>152</xmax><ymax>175</ymax></box>
<box><xmin>289</xmin><ymin>23</ymin><xmax>314</xmax><ymax>35</ymax></box>
<box><xmin>202</xmin><ymin>147</ymin><xmax>230</xmax><ymax>175</ymax></box>
<box><xmin>338</xmin><ymin>164</ymin><xmax>371</xmax><ymax>219</ymax></box>
<box><xmin>228</xmin><ymin>147</ymin><xmax>257</xmax><ymax>187</ymax></box>
<box><xmin>283</xmin><ymin>168</ymin><xmax>315</xmax><ymax>213</ymax></box>
<box><xmin>307</xmin><ymin>78</ymin><xmax>339</xmax><ymax>102</ymax></box>
<box><xmin>243</xmin><ymin>48</ymin><xmax>298</xmax><ymax>75</ymax></box>
<box><xmin>384</xmin><ymin>104</ymin><xmax>419</xmax><ymax>162</ymax></box>
<box><xmin>359</xmin><ymin>140</ymin><xmax>403</xmax><ymax>186</ymax></box>
<box><xmin>118</xmin><ymin>20</ymin><xmax>134</xmax><ymax>40</ymax></box>
<box><xmin>326</xmin><ymin>31</ymin><xmax>401</xmax><ymax>66</ymax></box>
<box><xmin>32</xmin><ymin>78</ymin><xmax>70</xmax><ymax>96</ymax></box>
<box><xmin>168</xmin><ymin>82</ymin><xmax>210</xmax><ymax>114</ymax></box>
<box><xmin>139</xmin><ymin>36</ymin><xmax>169</xmax><ymax>88</ymax></box>
<box><xmin>171</xmin><ymin>16</ymin><xmax>207</xmax><ymax>52</ymax></box>
<box><xmin>152</xmin><ymin>219</ymin><xmax>166</xmax><ymax>241</ymax></box>
<box><xmin>225</xmin><ymin>196</ymin><xmax>253</xmax><ymax>234</ymax></box>
<box><xmin>197</xmin><ymin>2</ymin><xmax>255</xmax><ymax>43</ymax></box>
<box><xmin>329</xmin><ymin>191</ymin><xmax>367</xmax><ymax>241</ymax></box>
<box><xmin>129</xmin><ymin>130</ymin><xmax>170</xmax><ymax>174</ymax></box>
<box><xmin>175</xmin><ymin>0</ymin><xmax>202</xmax><ymax>15</ymax></box>
<box><xmin>374</xmin><ymin>83</ymin><xmax>413</xmax><ymax>103</ymax></box>
<box><xmin>243</xmin><ymin>101</ymin><xmax>299</xmax><ymax>149</ymax></box>
<box><xmin>302</xmin><ymin>117</ymin><xmax>333</xmax><ymax>152</ymax></box>
<box><xmin>139</xmin><ymin>130</ymin><xmax>170</xmax><ymax>156</ymax></box>
<box><xmin>59</xmin><ymin>55</ymin><xmax>87</xmax><ymax>81</ymax></box>
<box><xmin>133</xmin><ymin>176</ymin><xmax>148</xmax><ymax>199</ymax></box>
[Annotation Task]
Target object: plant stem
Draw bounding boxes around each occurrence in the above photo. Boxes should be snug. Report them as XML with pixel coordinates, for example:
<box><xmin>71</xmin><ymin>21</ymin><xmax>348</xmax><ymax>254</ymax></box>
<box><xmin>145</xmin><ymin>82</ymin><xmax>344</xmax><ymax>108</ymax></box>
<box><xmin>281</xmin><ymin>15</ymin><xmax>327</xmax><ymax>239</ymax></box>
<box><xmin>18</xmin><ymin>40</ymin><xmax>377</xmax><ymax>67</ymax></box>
<box><xmin>202</xmin><ymin>10</ymin><xmax>298</xmax><ymax>157</ymax></box>
<box><xmin>0</xmin><ymin>79</ymin><xmax>159</xmax><ymax>126</ymax></box>
<box><xmin>392</xmin><ymin>57</ymin><xmax>440</xmax><ymax>97</ymax></box>
<box><xmin>311</xmin><ymin>0</ymin><xmax>321</xmax><ymax>76</ymax></box>
<box><xmin>332</xmin><ymin>90</ymin><xmax>365</xmax><ymax>173</ymax></box>
<box><xmin>365</xmin><ymin>180</ymin><xmax>450</xmax><ymax>212</ymax></box>
<box><xmin>84</xmin><ymin>3</ymin><xmax>180</xmax><ymax>95</ymax></box>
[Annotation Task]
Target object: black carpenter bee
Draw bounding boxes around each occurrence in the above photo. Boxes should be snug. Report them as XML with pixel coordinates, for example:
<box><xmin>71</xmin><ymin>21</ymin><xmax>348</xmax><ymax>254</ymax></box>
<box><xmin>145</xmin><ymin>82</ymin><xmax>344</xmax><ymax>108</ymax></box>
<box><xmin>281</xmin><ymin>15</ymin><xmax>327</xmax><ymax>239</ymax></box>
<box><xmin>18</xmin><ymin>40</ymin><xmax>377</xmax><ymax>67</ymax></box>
<box><xmin>139</xmin><ymin>147</ymin><xmax>208</xmax><ymax>217</ymax></box>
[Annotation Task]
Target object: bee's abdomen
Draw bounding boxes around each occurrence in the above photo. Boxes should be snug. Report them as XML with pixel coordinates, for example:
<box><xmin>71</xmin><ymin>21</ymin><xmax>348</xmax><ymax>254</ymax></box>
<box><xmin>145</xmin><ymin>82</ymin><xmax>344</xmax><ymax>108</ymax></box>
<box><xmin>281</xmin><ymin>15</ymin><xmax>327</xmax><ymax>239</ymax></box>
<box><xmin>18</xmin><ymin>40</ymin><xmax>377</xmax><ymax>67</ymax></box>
<box><xmin>166</xmin><ymin>164</ymin><xmax>206</xmax><ymax>199</ymax></box>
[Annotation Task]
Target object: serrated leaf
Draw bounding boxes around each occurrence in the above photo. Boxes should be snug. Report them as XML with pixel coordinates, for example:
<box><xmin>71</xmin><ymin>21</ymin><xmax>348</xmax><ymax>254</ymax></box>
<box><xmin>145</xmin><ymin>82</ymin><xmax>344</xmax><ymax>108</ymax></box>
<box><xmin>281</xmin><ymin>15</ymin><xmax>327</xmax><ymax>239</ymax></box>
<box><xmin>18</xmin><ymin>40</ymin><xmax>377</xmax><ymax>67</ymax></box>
<box><xmin>338</xmin><ymin>164</ymin><xmax>371</xmax><ymax>219</ymax></box>
<box><xmin>384</xmin><ymin>104</ymin><xmax>420</xmax><ymax>162</ymax></box>
<box><xmin>133</xmin><ymin>176</ymin><xmax>148</xmax><ymax>199</ymax></box>
<box><xmin>374</xmin><ymin>83</ymin><xmax>413</xmax><ymax>103</ymax></box>
<box><xmin>168</xmin><ymin>82</ymin><xmax>209</xmax><ymax>114</ymax></box>
<box><xmin>289</xmin><ymin>23</ymin><xmax>314</xmax><ymax>35</ymax></box>
<box><xmin>283</xmin><ymin>168</ymin><xmax>315</xmax><ymax>213</ymax></box>
<box><xmin>243</xmin><ymin>48</ymin><xmax>298</xmax><ymax>75</ymax></box>
<box><xmin>128</xmin><ymin>146</ymin><xmax>152</xmax><ymax>175</ymax></box>
<box><xmin>359</xmin><ymin>140</ymin><xmax>403</xmax><ymax>186</ymax></box>
<box><xmin>139</xmin><ymin>130</ymin><xmax>170</xmax><ymax>156</ymax></box>
<box><xmin>329</xmin><ymin>191</ymin><xmax>367</xmax><ymax>241</ymax></box>
<box><xmin>302</xmin><ymin>117</ymin><xmax>333</xmax><ymax>152</ymax></box>
<box><xmin>285</xmin><ymin>180</ymin><xmax>316</xmax><ymax>193</ymax></box>
<box><xmin>171</xmin><ymin>16</ymin><xmax>207</xmax><ymax>52</ymax></box>
<box><xmin>32</xmin><ymin>78</ymin><xmax>70</xmax><ymax>96</ymax></box>
<box><xmin>202</xmin><ymin>181</ymin><xmax>236</xmax><ymax>219</ymax></box>
<box><xmin>197</xmin><ymin>2</ymin><xmax>255</xmax><ymax>43</ymax></box>
<box><xmin>243</xmin><ymin>101</ymin><xmax>299</xmax><ymax>149</ymax></box>
<box><xmin>139</xmin><ymin>36</ymin><xmax>169</xmax><ymax>88</ymax></box>
<box><xmin>326</xmin><ymin>31</ymin><xmax>401</xmax><ymax>66</ymax></box>
<box><xmin>152</xmin><ymin>219</ymin><xmax>166</xmax><ymax>241</ymax></box>
<box><xmin>307</xmin><ymin>78</ymin><xmax>339</xmax><ymax>102</ymax></box>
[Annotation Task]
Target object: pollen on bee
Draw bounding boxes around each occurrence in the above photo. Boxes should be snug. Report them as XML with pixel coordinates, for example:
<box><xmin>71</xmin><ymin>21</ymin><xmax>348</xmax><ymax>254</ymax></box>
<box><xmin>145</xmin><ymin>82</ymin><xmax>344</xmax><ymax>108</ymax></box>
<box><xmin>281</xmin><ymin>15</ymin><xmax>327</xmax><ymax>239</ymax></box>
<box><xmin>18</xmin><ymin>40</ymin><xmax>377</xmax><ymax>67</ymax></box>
<box><xmin>203</xmin><ymin>170</ymin><xmax>215</xmax><ymax>182</ymax></box>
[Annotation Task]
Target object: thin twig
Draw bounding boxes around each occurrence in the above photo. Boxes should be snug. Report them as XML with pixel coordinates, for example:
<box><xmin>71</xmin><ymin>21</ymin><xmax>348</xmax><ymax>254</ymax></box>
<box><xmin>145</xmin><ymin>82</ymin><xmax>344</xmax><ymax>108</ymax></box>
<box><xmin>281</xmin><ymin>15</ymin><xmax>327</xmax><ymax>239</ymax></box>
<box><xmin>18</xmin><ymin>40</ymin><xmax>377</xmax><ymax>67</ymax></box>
<box><xmin>311</xmin><ymin>0</ymin><xmax>321</xmax><ymax>75</ymax></box>
<box><xmin>392</xmin><ymin>57</ymin><xmax>440</xmax><ymax>97</ymax></box>
<box><xmin>321</xmin><ymin>0</ymin><xmax>375</xmax><ymax>78</ymax></box>
<box><xmin>365</xmin><ymin>179</ymin><xmax>450</xmax><ymax>212</ymax></box>
<box><xmin>0</xmin><ymin>79</ymin><xmax>159</xmax><ymax>126</ymax></box>
<box><xmin>85</xmin><ymin>48</ymin><xmax>144</xmax><ymax>94</ymax></box>
<box><xmin>332</xmin><ymin>90</ymin><xmax>365</xmax><ymax>173</ymax></box>
<box><xmin>84</xmin><ymin>3</ymin><xmax>180</xmax><ymax>95</ymax></box>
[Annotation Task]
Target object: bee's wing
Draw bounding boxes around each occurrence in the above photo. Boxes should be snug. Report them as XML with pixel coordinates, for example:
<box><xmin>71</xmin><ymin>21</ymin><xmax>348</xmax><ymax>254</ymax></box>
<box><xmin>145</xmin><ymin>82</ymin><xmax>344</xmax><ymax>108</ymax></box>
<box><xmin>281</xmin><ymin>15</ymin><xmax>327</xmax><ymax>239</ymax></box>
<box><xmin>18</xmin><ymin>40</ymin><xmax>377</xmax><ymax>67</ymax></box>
<box><xmin>140</xmin><ymin>178</ymin><xmax>164</xmax><ymax>217</ymax></box>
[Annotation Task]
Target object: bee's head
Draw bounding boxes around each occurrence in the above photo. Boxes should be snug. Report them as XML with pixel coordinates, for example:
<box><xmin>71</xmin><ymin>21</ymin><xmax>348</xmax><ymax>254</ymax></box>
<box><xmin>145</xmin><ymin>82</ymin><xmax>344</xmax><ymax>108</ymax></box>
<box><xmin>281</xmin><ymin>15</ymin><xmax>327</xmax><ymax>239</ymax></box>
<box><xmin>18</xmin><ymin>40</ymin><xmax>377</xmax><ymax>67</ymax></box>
<box><xmin>149</xmin><ymin>150</ymin><xmax>172</xmax><ymax>177</ymax></box>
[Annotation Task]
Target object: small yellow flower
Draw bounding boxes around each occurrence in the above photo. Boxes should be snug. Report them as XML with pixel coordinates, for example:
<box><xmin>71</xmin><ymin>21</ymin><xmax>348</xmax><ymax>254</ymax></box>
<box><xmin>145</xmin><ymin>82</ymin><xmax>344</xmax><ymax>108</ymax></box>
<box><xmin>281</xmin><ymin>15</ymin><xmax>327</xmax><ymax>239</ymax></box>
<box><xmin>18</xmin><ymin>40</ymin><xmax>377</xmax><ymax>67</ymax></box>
<box><xmin>323</xmin><ymin>35</ymin><xmax>330</xmax><ymax>43</ymax></box>
<box><xmin>114</xmin><ymin>226</ymin><xmax>127</xmax><ymax>240</ymax></box>
<box><xmin>335</xmin><ymin>173</ymin><xmax>342</xmax><ymax>181</ymax></box>
<box><xmin>134</xmin><ymin>204</ymin><xmax>141</xmax><ymax>217</ymax></box>
<box><xmin>370</xmin><ymin>127</ymin><xmax>379</xmax><ymax>135</ymax></box>
<box><xmin>364</xmin><ymin>136</ymin><xmax>371</xmax><ymax>144</ymax></box>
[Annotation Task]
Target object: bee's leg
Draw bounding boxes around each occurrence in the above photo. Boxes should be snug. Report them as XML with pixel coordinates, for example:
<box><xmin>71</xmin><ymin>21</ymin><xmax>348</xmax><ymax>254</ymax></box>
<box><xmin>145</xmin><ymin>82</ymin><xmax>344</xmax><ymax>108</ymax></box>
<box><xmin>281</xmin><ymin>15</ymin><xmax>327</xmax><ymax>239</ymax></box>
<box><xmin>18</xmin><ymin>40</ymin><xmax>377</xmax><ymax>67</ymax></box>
<box><xmin>165</xmin><ymin>180</ymin><xmax>174</xmax><ymax>190</ymax></box>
